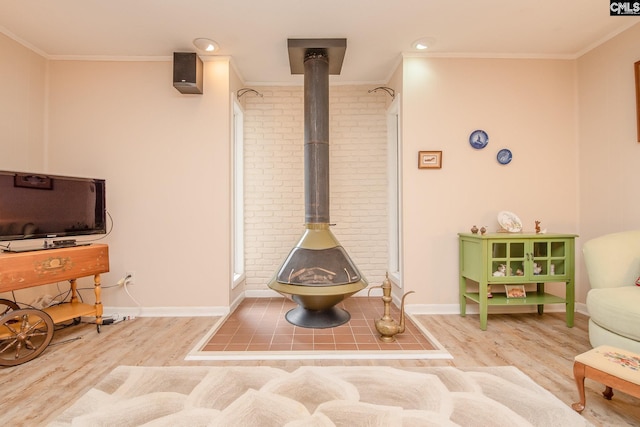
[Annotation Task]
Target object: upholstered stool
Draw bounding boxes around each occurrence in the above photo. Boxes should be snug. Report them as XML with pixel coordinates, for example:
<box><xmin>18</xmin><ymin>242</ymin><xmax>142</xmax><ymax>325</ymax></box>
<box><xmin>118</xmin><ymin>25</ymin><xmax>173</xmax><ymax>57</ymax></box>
<box><xmin>572</xmin><ymin>345</ymin><xmax>640</xmax><ymax>413</ymax></box>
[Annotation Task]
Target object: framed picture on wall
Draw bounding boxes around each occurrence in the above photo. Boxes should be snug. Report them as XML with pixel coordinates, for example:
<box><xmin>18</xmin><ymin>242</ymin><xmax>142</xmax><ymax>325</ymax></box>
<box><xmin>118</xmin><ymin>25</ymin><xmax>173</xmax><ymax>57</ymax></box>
<box><xmin>635</xmin><ymin>60</ymin><xmax>640</xmax><ymax>143</ymax></box>
<box><xmin>418</xmin><ymin>151</ymin><xmax>442</xmax><ymax>169</ymax></box>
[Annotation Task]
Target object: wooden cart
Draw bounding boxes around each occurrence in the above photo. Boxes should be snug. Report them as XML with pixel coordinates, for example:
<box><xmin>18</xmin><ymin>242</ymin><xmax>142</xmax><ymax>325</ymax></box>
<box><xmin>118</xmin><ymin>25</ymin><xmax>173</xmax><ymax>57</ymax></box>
<box><xmin>0</xmin><ymin>244</ymin><xmax>109</xmax><ymax>366</ymax></box>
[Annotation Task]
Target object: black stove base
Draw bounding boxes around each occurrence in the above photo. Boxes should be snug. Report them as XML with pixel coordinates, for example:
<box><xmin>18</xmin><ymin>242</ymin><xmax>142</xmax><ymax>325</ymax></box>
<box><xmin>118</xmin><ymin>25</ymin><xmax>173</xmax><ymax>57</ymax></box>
<box><xmin>285</xmin><ymin>306</ymin><xmax>350</xmax><ymax>329</ymax></box>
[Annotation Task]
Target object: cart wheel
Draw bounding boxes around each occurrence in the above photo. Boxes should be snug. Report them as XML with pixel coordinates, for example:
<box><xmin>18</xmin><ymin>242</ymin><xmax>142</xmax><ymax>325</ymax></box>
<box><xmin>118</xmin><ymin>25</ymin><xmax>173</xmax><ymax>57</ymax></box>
<box><xmin>0</xmin><ymin>299</ymin><xmax>19</xmax><ymax>316</ymax></box>
<box><xmin>0</xmin><ymin>308</ymin><xmax>54</xmax><ymax>366</ymax></box>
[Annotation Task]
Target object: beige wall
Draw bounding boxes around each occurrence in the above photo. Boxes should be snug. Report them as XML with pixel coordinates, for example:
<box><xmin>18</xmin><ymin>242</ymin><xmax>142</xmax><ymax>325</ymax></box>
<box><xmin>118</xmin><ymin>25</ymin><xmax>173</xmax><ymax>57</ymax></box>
<box><xmin>1</xmin><ymin>22</ymin><xmax>639</xmax><ymax>312</ymax></box>
<box><xmin>577</xmin><ymin>23</ymin><xmax>640</xmax><ymax>301</ymax></box>
<box><xmin>46</xmin><ymin>58</ymin><xmax>236</xmax><ymax>309</ymax></box>
<box><xmin>0</xmin><ymin>33</ymin><xmax>46</xmax><ymax>172</ymax></box>
<box><xmin>400</xmin><ymin>57</ymin><xmax>579</xmax><ymax>305</ymax></box>
<box><xmin>0</xmin><ymin>44</ymin><xmax>240</xmax><ymax>310</ymax></box>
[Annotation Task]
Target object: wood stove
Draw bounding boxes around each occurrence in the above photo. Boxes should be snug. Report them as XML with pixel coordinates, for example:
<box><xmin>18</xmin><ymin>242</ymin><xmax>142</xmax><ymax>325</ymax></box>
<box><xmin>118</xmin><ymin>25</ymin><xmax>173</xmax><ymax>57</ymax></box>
<box><xmin>267</xmin><ymin>39</ymin><xmax>368</xmax><ymax>328</ymax></box>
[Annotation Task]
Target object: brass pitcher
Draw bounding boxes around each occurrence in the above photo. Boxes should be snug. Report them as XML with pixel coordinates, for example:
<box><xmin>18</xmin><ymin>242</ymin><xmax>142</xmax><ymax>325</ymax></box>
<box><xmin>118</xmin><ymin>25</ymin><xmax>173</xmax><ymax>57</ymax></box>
<box><xmin>368</xmin><ymin>273</ymin><xmax>415</xmax><ymax>342</ymax></box>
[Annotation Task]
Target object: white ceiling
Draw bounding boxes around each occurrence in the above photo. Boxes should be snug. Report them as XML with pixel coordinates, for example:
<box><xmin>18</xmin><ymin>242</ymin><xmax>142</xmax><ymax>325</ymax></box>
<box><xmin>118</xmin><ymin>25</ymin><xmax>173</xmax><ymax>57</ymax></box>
<box><xmin>0</xmin><ymin>1</ymin><xmax>637</xmax><ymax>84</ymax></box>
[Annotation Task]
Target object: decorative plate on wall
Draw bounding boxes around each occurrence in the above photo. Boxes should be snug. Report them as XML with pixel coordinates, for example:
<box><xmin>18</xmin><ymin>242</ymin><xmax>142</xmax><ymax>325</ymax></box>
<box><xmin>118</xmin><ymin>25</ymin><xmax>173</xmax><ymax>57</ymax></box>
<box><xmin>469</xmin><ymin>130</ymin><xmax>489</xmax><ymax>149</ymax></box>
<box><xmin>497</xmin><ymin>148</ymin><xmax>512</xmax><ymax>165</ymax></box>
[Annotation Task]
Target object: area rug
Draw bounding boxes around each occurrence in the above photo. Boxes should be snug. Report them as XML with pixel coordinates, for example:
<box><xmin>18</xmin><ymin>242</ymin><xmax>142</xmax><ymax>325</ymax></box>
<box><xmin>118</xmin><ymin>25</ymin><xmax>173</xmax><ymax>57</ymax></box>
<box><xmin>186</xmin><ymin>297</ymin><xmax>451</xmax><ymax>361</ymax></box>
<box><xmin>49</xmin><ymin>365</ymin><xmax>591</xmax><ymax>426</ymax></box>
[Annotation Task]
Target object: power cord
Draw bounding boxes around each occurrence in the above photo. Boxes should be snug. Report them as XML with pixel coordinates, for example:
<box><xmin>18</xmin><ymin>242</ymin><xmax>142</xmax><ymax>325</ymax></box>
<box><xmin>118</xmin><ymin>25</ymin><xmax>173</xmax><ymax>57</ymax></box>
<box><xmin>122</xmin><ymin>275</ymin><xmax>142</xmax><ymax>310</ymax></box>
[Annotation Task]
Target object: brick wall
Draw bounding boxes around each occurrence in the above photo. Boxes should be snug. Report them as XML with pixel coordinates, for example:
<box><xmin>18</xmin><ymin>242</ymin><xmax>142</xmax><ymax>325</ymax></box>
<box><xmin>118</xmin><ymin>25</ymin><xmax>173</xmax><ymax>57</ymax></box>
<box><xmin>243</xmin><ymin>85</ymin><xmax>388</xmax><ymax>291</ymax></box>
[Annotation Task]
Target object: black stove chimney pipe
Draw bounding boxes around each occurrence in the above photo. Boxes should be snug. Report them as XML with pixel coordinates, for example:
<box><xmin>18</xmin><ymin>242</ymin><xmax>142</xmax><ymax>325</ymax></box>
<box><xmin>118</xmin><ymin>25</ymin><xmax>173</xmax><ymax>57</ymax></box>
<box><xmin>304</xmin><ymin>50</ymin><xmax>330</xmax><ymax>224</ymax></box>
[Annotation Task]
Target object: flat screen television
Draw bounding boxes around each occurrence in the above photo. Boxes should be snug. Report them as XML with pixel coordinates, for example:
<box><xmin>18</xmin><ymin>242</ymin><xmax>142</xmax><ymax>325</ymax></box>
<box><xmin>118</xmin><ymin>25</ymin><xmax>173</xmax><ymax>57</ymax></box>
<box><xmin>0</xmin><ymin>170</ymin><xmax>106</xmax><ymax>246</ymax></box>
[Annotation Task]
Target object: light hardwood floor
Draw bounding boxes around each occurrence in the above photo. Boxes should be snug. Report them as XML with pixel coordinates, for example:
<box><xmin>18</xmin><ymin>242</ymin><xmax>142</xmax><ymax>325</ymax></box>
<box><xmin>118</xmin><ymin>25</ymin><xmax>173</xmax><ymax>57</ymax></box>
<box><xmin>2</xmin><ymin>311</ymin><xmax>639</xmax><ymax>426</ymax></box>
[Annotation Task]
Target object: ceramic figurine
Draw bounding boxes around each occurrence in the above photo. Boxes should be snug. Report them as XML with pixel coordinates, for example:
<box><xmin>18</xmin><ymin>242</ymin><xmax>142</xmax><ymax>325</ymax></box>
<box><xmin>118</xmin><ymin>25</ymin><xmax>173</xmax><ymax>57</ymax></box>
<box><xmin>471</xmin><ymin>225</ymin><xmax>479</xmax><ymax>234</ymax></box>
<box><xmin>533</xmin><ymin>262</ymin><xmax>542</xmax><ymax>275</ymax></box>
<box><xmin>493</xmin><ymin>264</ymin><xmax>506</xmax><ymax>276</ymax></box>
<box><xmin>516</xmin><ymin>268</ymin><xmax>524</xmax><ymax>276</ymax></box>
<box><xmin>487</xmin><ymin>284</ymin><xmax>493</xmax><ymax>298</ymax></box>
<box><xmin>535</xmin><ymin>220</ymin><xmax>541</xmax><ymax>234</ymax></box>
<box><xmin>480</xmin><ymin>226</ymin><xmax>487</xmax><ymax>235</ymax></box>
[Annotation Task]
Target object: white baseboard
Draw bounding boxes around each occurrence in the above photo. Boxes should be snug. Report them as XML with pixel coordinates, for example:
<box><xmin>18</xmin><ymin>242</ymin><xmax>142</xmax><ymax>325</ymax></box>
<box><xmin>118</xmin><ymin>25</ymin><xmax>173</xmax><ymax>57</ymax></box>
<box><xmin>103</xmin><ymin>306</ymin><xmax>229</xmax><ymax>318</ymax></box>
<box><xmin>105</xmin><ymin>299</ymin><xmax>589</xmax><ymax>318</ymax></box>
<box><xmin>245</xmin><ymin>289</ymin><xmax>283</xmax><ymax>298</ymax></box>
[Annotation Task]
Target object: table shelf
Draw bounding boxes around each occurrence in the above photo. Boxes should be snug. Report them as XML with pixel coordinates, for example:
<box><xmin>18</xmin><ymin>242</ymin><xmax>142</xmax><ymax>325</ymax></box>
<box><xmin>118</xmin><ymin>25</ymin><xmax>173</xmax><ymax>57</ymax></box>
<box><xmin>462</xmin><ymin>291</ymin><xmax>567</xmax><ymax>306</ymax></box>
<box><xmin>45</xmin><ymin>302</ymin><xmax>99</xmax><ymax>324</ymax></box>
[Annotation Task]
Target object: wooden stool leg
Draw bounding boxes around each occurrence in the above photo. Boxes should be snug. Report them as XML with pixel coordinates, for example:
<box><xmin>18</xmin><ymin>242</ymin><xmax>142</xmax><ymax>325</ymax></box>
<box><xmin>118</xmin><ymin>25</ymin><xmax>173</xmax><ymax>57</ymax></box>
<box><xmin>571</xmin><ymin>361</ymin><xmax>587</xmax><ymax>413</ymax></box>
<box><xmin>602</xmin><ymin>386</ymin><xmax>614</xmax><ymax>400</ymax></box>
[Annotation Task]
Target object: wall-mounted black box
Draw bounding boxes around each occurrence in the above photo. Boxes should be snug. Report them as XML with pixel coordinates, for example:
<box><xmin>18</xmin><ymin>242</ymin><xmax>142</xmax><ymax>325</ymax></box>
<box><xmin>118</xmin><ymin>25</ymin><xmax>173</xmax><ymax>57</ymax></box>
<box><xmin>173</xmin><ymin>52</ymin><xmax>203</xmax><ymax>94</ymax></box>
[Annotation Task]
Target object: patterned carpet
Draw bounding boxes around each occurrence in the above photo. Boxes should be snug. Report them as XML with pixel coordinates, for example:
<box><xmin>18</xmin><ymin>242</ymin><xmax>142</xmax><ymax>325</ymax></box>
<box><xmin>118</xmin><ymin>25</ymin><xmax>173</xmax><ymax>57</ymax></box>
<box><xmin>50</xmin><ymin>365</ymin><xmax>592</xmax><ymax>426</ymax></box>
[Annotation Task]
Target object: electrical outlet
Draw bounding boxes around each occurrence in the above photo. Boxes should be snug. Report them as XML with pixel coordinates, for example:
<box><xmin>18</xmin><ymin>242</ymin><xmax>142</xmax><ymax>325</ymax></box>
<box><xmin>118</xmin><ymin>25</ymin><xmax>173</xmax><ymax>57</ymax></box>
<box><xmin>125</xmin><ymin>271</ymin><xmax>135</xmax><ymax>285</ymax></box>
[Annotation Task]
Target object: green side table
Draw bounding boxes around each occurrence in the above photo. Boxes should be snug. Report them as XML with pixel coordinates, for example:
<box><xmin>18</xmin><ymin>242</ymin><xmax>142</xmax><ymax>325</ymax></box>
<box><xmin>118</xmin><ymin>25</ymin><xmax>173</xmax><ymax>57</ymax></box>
<box><xmin>458</xmin><ymin>232</ymin><xmax>577</xmax><ymax>330</ymax></box>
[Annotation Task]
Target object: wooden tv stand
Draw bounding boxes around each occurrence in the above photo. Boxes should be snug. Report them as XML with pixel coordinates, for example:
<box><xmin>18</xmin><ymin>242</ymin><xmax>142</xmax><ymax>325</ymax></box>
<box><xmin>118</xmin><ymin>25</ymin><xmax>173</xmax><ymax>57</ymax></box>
<box><xmin>0</xmin><ymin>244</ymin><xmax>109</xmax><ymax>328</ymax></box>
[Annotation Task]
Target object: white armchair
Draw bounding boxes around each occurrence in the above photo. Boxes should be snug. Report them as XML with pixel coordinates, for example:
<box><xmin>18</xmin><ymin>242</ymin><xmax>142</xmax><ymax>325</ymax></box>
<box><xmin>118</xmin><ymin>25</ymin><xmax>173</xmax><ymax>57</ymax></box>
<box><xmin>582</xmin><ymin>229</ymin><xmax>640</xmax><ymax>353</ymax></box>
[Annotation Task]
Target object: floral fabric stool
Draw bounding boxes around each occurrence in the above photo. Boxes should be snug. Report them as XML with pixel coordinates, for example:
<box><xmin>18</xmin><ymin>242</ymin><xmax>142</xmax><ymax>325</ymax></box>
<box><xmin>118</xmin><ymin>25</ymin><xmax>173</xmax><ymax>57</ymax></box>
<box><xmin>572</xmin><ymin>345</ymin><xmax>640</xmax><ymax>412</ymax></box>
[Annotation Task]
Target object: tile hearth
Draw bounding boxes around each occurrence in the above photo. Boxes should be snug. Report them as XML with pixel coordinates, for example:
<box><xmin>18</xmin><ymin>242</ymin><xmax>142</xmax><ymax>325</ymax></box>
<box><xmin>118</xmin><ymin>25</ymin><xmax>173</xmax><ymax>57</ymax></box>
<box><xmin>187</xmin><ymin>297</ymin><xmax>450</xmax><ymax>360</ymax></box>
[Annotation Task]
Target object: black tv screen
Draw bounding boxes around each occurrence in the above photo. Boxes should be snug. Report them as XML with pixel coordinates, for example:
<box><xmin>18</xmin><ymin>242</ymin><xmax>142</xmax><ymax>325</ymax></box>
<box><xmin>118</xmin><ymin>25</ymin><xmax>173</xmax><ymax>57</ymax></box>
<box><xmin>0</xmin><ymin>171</ymin><xmax>106</xmax><ymax>242</ymax></box>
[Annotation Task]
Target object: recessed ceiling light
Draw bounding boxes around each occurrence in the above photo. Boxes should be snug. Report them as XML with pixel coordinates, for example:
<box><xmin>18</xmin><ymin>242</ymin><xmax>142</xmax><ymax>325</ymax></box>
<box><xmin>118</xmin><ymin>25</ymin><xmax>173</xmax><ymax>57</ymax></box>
<box><xmin>411</xmin><ymin>37</ymin><xmax>436</xmax><ymax>50</ymax></box>
<box><xmin>193</xmin><ymin>38</ymin><xmax>219</xmax><ymax>53</ymax></box>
